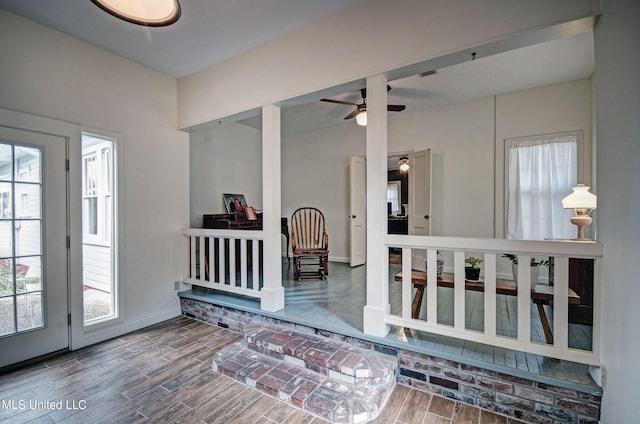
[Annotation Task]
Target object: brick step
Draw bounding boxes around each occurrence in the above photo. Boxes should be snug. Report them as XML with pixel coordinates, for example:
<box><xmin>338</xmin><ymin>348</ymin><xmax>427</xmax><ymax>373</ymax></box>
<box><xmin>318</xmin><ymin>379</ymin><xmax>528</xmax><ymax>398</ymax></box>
<box><xmin>242</xmin><ymin>322</ymin><xmax>397</xmax><ymax>386</ymax></box>
<box><xmin>211</xmin><ymin>322</ymin><xmax>398</xmax><ymax>423</ymax></box>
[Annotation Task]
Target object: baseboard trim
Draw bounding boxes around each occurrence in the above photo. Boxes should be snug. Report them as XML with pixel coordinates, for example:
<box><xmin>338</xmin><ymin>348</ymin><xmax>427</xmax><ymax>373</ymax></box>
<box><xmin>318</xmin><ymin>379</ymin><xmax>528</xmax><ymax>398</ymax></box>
<box><xmin>79</xmin><ymin>306</ymin><xmax>182</xmax><ymax>348</ymax></box>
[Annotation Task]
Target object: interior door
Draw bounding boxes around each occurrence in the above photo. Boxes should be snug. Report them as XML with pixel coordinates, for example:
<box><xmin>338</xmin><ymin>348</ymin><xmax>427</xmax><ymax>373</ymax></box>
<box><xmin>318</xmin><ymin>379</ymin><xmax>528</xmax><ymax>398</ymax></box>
<box><xmin>349</xmin><ymin>155</ymin><xmax>366</xmax><ymax>267</ymax></box>
<box><xmin>409</xmin><ymin>149</ymin><xmax>432</xmax><ymax>270</ymax></box>
<box><xmin>0</xmin><ymin>126</ymin><xmax>69</xmax><ymax>369</ymax></box>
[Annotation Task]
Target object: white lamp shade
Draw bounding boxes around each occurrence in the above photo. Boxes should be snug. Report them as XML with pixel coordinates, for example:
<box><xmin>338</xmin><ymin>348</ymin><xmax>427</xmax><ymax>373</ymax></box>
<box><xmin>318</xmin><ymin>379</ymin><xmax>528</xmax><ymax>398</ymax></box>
<box><xmin>355</xmin><ymin>111</ymin><xmax>367</xmax><ymax>126</ymax></box>
<box><xmin>562</xmin><ymin>184</ymin><xmax>597</xmax><ymax>209</ymax></box>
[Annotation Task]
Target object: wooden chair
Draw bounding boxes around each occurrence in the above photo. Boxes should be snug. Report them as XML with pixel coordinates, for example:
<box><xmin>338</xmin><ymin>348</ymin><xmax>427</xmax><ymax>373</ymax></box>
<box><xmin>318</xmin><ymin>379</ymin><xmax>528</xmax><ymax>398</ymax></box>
<box><xmin>291</xmin><ymin>207</ymin><xmax>329</xmax><ymax>281</ymax></box>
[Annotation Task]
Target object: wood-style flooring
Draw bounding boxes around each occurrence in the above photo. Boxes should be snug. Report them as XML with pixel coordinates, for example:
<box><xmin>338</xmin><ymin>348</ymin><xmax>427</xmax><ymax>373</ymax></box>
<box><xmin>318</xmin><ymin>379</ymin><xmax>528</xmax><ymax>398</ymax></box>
<box><xmin>0</xmin><ymin>316</ymin><xmax>525</xmax><ymax>424</ymax></box>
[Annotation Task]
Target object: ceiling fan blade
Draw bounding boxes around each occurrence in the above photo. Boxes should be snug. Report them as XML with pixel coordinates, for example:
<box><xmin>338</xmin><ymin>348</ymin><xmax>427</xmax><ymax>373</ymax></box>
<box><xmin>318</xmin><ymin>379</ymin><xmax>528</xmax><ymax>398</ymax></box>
<box><xmin>320</xmin><ymin>98</ymin><xmax>358</xmax><ymax>106</ymax></box>
<box><xmin>387</xmin><ymin>105</ymin><xmax>406</xmax><ymax>112</ymax></box>
<box><xmin>344</xmin><ymin>109</ymin><xmax>362</xmax><ymax>120</ymax></box>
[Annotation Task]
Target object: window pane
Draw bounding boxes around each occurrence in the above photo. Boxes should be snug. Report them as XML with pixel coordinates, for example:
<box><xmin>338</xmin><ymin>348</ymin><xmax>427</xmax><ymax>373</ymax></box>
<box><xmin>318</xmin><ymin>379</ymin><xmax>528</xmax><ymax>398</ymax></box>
<box><xmin>15</xmin><ymin>220</ymin><xmax>41</xmax><ymax>256</ymax></box>
<box><xmin>0</xmin><ymin>221</ymin><xmax>12</xmax><ymax>257</ymax></box>
<box><xmin>0</xmin><ymin>296</ymin><xmax>16</xmax><ymax>335</ymax></box>
<box><xmin>15</xmin><ymin>256</ymin><xmax>42</xmax><ymax>294</ymax></box>
<box><xmin>16</xmin><ymin>292</ymin><xmax>43</xmax><ymax>331</ymax></box>
<box><xmin>0</xmin><ymin>144</ymin><xmax>11</xmax><ymax>180</ymax></box>
<box><xmin>82</xmin><ymin>134</ymin><xmax>117</xmax><ymax>325</ymax></box>
<box><xmin>14</xmin><ymin>183</ymin><xmax>41</xmax><ymax>219</ymax></box>
<box><xmin>0</xmin><ymin>183</ymin><xmax>12</xmax><ymax>219</ymax></box>
<box><xmin>15</xmin><ymin>146</ymin><xmax>41</xmax><ymax>183</ymax></box>
<box><xmin>0</xmin><ymin>258</ymin><xmax>14</xmax><ymax>296</ymax></box>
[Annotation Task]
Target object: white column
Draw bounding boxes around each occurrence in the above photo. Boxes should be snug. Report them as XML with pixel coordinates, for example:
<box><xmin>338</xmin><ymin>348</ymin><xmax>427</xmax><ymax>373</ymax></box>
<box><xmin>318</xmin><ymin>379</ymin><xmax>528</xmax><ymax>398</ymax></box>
<box><xmin>261</xmin><ymin>104</ymin><xmax>285</xmax><ymax>311</ymax></box>
<box><xmin>363</xmin><ymin>75</ymin><xmax>390</xmax><ymax>336</ymax></box>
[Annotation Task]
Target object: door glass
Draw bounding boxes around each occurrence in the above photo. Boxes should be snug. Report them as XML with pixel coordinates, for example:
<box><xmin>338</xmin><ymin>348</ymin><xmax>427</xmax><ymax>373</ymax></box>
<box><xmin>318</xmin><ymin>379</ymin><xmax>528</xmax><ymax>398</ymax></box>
<box><xmin>0</xmin><ymin>142</ymin><xmax>44</xmax><ymax>336</ymax></box>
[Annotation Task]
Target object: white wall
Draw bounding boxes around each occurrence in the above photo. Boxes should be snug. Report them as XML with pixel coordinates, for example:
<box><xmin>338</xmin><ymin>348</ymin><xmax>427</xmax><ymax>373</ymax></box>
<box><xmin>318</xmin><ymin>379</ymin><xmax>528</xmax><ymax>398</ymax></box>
<box><xmin>282</xmin><ymin>122</ymin><xmax>365</xmax><ymax>261</ymax></box>
<box><xmin>389</xmin><ymin>97</ymin><xmax>496</xmax><ymax>238</ymax></box>
<box><xmin>593</xmin><ymin>0</ymin><xmax>640</xmax><ymax>421</ymax></box>
<box><xmin>189</xmin><ymin>123</ymin><xmax>262</xmax><ymax>227</ymax></box>
<box><xmin>0</xmin><ymin>10</ymin><xmax>189</xmax><ymax>348</ymax></box>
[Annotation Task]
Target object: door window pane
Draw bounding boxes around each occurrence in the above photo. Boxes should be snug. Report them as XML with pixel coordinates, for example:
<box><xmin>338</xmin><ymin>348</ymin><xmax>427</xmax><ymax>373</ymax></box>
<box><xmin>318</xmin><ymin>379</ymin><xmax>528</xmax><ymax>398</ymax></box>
<box><xmin>0</xmin><ymin>142</ymin><xmax>43</xmax><ymax>336</ymax></box>
<box><xmin>15</xmin><ymin>220</ymin><xmax>42</xmax><ymax>256</ymax></box>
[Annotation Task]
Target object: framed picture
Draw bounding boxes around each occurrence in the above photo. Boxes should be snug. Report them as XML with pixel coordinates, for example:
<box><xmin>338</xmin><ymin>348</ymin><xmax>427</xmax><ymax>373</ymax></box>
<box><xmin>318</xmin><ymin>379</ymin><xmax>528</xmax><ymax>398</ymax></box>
<box><xmin>223</xmin><ymin>193</ymin><xmax>247</xmax><ymax>214</ymax></box>
<box><xmin>245</xmin><ymin>206</ymin><xmax>257</xmax><ymax>221</ymax></box>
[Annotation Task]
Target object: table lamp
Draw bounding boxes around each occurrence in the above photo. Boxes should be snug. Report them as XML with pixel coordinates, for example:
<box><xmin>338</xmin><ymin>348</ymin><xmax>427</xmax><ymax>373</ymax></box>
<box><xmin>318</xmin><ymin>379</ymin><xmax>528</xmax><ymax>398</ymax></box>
<box><xmin>562</xmin><ymin>184</ymin><xmax>597</xmax><ymax>240</ymax></box>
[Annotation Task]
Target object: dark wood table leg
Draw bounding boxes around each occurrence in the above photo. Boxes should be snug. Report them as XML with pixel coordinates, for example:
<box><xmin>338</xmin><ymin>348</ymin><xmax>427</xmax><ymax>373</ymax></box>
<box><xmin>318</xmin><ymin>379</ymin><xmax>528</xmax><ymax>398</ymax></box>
<box><xmin>535</xmin><ymin>301</ymin><xmax>554</xmax><ymax>344</ymax></box>
<box><xmin>411</xmin><ymin>285</ymin><xmax>425</xmax><ymax>319</ymax></box>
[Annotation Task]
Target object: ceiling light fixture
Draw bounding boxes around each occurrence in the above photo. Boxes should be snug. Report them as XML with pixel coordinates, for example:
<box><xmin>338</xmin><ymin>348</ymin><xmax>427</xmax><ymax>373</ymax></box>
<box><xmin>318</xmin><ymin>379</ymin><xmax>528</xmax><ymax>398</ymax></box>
<box><xmin>398</xmin><ymin>157</ymin><xmax>410</xmax><ymax>172</ymax></box>
<box><xmin>92</xmin><ymin>0</ymin><xmax>181</xmax><ymax>27</ymax></box>
<box><xmin>355</xmin><ymin>111</ymin><xmax>368</xmax><ymax>126</ymax></box>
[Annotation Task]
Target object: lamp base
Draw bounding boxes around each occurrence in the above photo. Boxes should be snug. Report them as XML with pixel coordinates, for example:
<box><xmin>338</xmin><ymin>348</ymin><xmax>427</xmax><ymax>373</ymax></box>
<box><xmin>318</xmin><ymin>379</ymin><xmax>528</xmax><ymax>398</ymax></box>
<box><xmin>570</xmin><ymin>215</ymin><xmax>592</xmax><ymax>241</ymax></box>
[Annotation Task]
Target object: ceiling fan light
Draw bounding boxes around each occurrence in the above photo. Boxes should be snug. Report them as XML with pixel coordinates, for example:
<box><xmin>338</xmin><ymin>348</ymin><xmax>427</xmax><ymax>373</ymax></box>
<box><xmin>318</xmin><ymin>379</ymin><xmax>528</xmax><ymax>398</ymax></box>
<box><xmin>355</xmin><ymin>111</ymin><xmax>367</xmax><ymax>126</ymax></box>
<box><xmin>92</xmin><ymin>0</ymin><xmax>181</xmax><ymax>27</ymax></box>
<box><xmin>399</xmin><ymin>157</ymin><xmax>410</xmax><ymax>172</ymax></box>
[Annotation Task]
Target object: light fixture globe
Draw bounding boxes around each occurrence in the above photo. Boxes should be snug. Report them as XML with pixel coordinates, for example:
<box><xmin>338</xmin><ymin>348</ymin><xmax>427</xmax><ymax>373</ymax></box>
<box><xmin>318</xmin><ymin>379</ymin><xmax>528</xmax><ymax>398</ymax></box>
<box><xmin>355</xmin><ymin>111</ymin><xmax>367</xmax><ymax>126</ymax></box>
<box><xmin>92</xmin><ymin>0</ymin><xmax>181</xmax><ymax>27</ymax></box>
<box><xmin>398</xmin><ymin>157</ymin><xmax>410</xmax><ymax>172</ymax></box>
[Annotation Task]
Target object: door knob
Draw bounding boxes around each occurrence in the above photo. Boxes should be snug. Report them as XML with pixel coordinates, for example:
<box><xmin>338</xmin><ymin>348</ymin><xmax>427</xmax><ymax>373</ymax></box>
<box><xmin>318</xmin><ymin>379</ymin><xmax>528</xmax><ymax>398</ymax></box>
<box><xmin>352</xmin><ymin>215</ymin><xmax>357</xmax><ymax>219</ymax></box>
<box><xmin>424</xmin><ymin>214</ymin><xmax>429</xmax><ymax>219</ymax></box>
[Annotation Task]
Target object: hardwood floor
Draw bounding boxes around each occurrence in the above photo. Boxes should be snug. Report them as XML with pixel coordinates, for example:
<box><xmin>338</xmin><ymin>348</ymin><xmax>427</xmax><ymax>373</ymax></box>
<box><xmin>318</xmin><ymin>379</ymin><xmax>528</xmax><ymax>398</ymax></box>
<box><xmin>0</xmin><ymin>317</ymin><xmax>524</xmax><ymax>424</ymax></box>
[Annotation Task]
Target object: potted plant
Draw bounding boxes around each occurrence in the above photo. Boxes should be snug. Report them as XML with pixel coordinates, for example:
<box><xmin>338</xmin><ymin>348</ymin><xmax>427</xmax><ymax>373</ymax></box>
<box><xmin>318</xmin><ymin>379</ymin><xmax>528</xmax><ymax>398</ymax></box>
<box><xmin>464</xmin><ymin>257</ymin><xmax>483</xmax><ymax>281</ymax></box>
<box><xmin>502</xmin><ymin>254</ymin><xmax>550</xmax><ymax>288</ymax></box>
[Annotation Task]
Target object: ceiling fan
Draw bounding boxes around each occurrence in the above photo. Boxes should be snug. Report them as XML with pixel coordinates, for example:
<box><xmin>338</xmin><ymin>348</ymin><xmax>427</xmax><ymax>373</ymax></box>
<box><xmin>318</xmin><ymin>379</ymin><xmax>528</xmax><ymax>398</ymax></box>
<box><xmin>320</xmin><ymin>86</ymin><xmax>406</xmax><ymax>125</ymax></box>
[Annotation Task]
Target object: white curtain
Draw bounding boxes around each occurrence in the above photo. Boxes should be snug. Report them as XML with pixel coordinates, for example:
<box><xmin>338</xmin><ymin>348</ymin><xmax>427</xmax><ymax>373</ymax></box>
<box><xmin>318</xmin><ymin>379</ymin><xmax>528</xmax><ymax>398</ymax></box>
<box><xmin>507</xmin><ymin>135</ymin><xmax>577</xmax><ymax>240</ymax></box>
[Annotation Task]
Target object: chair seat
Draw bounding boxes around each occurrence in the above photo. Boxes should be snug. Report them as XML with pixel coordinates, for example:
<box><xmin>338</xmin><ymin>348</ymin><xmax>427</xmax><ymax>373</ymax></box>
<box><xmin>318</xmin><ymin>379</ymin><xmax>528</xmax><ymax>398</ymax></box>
<box><xmin>293</xmin><ymin>249</ymin><xmax>328</xmax><ymax>256</ymax></box>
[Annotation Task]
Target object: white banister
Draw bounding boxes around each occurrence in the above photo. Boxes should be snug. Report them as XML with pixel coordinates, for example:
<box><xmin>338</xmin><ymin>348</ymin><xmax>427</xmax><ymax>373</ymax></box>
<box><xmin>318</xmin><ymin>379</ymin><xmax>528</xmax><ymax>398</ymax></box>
<box><xmin>381</xmin><ymin>234</ymin><xmax>603</xmax><ymax>365</ymax></box>
<box><xmin>182</xmin><ymin>228</ymin><xmax>264</xmax><ymax>301</ymax></box>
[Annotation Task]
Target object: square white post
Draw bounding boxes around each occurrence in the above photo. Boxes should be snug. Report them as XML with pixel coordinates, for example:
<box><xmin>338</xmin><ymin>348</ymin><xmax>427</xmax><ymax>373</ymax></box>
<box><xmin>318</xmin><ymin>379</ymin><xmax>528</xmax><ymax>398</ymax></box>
<box><xmin>261</xmin><ymin>104</ymin><xmax>285</xmax><ymax>311</ymax></box>
<box><xmin>363</xmin><ymin>75</ymin><xmax>390</xmax><ymax>336</ymax></box>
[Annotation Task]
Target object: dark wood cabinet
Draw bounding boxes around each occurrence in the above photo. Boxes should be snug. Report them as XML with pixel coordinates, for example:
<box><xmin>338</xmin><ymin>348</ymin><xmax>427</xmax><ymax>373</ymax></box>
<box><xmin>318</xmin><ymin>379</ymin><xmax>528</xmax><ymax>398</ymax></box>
<box><xmin>568</xmin><ymin>258</ymin><xmax>594</xmax><ymax>325</ymax></box>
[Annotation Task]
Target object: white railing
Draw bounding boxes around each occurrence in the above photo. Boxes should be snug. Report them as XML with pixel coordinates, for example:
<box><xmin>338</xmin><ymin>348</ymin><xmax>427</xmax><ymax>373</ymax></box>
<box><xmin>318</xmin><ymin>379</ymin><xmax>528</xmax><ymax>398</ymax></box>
<box><xmin>385</xmin><ymin>235</ymin><xmax>603</xmax><ymax>365</ymax></box>
<box><xmin>182</xmin><ymin>228</ymin><xmax>263</xmax><ymax>300</ymax></box>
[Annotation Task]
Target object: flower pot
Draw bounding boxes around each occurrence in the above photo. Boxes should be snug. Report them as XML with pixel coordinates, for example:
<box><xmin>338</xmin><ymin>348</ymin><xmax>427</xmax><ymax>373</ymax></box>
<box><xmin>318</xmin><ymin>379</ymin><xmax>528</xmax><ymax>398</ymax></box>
<box><xmin>425</xmin><ymin>259</ymin><xmax>444</xmax><ymax>277</ymax></box>
<box><xmin>511</xmin><ymin>264</ymin><xmax>540</xmax><ymax>289</ymax></box>
<box><xmin>465</xmin><ymin>267</ymin><xmax>481</xmax><ymax>281</ymax></box>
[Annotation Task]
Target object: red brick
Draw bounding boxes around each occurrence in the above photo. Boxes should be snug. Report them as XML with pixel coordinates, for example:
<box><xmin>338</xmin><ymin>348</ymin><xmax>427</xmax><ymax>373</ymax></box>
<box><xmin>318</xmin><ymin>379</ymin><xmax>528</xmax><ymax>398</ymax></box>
<box><xmin>477</xmin><ymin>376</ymin><xmax>514</xmax><ymax>394</ymax></box>
<box><xmin>444</xmin><ymin>369</ymin><xmax>475</xmax><ymax>383</ymax></box>
<box><xmin>556</xmin><ymin>397</ymin><xmax>599</xmax><ymax>417</ymax></box>
<box><xmin>291</xmin><ymin>380</ymin><xmax>320</xmax><ymax>408</ymax></box>
<box><xmin>513</xmin><ymin>385</ymin><xmax>554</xmax><ymax>404</ymax></box>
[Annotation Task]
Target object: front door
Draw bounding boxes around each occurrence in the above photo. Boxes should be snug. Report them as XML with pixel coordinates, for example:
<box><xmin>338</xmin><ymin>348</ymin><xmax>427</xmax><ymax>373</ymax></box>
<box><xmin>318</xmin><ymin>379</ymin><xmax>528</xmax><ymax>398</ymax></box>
<box><xmin>0</xmin><ymin>126</ymin><xmax>69</xmax><ymax>369</ymax></box>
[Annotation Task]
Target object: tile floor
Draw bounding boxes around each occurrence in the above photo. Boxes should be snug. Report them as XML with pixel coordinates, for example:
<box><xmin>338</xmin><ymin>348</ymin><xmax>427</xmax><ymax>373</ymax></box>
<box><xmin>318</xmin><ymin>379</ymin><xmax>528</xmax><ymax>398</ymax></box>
<box><xmin>0</xmin><ymin>316</ymin><xmax>526</xmax><ymax>423</ymax></box>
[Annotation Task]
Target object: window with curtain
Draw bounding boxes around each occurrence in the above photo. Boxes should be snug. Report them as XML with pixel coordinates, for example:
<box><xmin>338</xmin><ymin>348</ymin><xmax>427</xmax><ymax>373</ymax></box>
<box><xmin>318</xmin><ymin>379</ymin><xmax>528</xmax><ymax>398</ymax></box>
<box><xmin>506</xmin><ymin>132</ymin><xmax>581</xmax><ymax>240</ymax></box>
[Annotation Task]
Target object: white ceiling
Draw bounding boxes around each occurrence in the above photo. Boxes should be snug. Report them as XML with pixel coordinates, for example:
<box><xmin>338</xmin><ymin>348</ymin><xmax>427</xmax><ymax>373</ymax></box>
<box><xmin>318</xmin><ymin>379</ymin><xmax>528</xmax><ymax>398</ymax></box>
<box><xmin>0</xmin><ymin>1</ymin><xmax>594</xmax><ymax>135</ymax></box>
<box><xmin>0</xmin><ymin>0</ymin><xmax>361</xmax><ymax>78</ymax></box>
